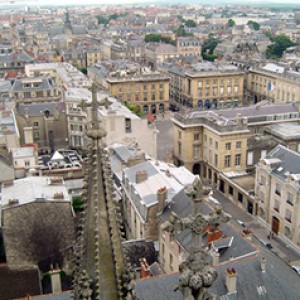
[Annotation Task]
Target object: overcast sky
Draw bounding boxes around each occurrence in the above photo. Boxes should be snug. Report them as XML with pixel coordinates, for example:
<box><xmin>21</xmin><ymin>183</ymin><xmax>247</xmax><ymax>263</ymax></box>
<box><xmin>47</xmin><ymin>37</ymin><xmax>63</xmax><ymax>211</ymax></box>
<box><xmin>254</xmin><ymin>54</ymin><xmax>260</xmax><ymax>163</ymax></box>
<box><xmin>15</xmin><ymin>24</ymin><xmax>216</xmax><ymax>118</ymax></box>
<box><xmin>1</xmin><ymin>0</ymin><xmax>299</xmax><ymax>6</ymax></box>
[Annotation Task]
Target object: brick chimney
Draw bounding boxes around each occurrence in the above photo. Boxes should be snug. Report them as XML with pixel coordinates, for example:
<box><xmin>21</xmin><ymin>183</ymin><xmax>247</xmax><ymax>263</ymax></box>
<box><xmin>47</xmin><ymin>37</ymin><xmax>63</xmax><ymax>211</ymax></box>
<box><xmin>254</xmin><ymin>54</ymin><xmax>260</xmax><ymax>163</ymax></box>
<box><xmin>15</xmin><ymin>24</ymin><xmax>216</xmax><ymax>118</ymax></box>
<box><xmin>261</xmin><ymin>257</ymin><xmax>266</xmax><ymax>273</ymax></box>
<box><xmin>207</xmin><ymin>227</ymin><xmax>223</xmax><ymax>243</ymax></box>
<box><xmin>157</xmin><ymin>186</ymin><xmax>167</xmax><ymax>212</ymax></box>
<box><xmin>225</xmin><ymin>268</ymin><xmax>237</xmax><ymax>294</ymax></box>
<box><xmin>140</xmin><ymin>258</ymin><xmax>151</xmax><ymax>279</ymax></box>
<box><xmin>135</xmin><ymin>170</ymin><xmax>148</xmax><ymax>183</ymax></box>
<box><xmin>49</xmin><ymin>264</ymin><xmax>62</xmax><ymax>293</ymax></box>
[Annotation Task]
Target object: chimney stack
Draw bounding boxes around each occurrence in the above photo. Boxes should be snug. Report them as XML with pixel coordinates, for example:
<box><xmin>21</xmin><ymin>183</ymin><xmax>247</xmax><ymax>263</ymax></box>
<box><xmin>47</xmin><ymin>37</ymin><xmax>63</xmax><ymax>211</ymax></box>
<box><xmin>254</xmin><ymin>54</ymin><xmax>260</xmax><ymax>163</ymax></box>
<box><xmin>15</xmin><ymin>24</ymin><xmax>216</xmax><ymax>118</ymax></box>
<box><xmin>225</xmin><ymin>268</ymin><xmax>237</xmax><ymax>294</ymax></box>
<box><xmin>212</xmin><ymin>249</ymin><xmax>220</xmax><ymax>265</ymax></box>
<box><xmin>24</xmin><ymin>127</ymin><xmax>34</xmax><ymax>144</ymax></box>
<box><xmin>157</xmin><ymin>186</ymin><xmax>167</xmax><ymax>212</ymax></box>
<box><xmin>49</xmin><ymin>264</ymin><xmax>62</xmax><ymax>293</ymax></box>
<box><xmin>140</xmin><ymin>258</ymin><xmax>151</xmax><ymax>279</ymax></box>
<box><xmin>261</xmin><ymin>257</ymin><xmax>266</xmax><ymax>273</ymax></box>
<box><xmin>135</xmin><ymin>170</ymin><xmax>148</xmax><ymax>184</ymax></box>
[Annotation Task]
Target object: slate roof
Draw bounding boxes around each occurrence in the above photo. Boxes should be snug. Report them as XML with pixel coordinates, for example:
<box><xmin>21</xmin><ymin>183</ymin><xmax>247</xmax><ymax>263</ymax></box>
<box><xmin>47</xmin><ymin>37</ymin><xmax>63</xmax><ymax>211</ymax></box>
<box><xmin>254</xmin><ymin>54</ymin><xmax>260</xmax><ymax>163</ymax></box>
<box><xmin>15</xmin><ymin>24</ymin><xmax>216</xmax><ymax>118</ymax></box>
<box><xmin>263</xmin><ymin>145</ymin><xmax>300</xmax><ymax>182</ymax></box>
<box><xmin>17</xmin><ymin>102</ymin><xmax>65</xmax><ymax>117</ymax></box>
<box><xmin>2</xmin><ymin>201</ymin><xmax>75</xmax><ymax>271</ymax></box>
<box><xmin>122</xmin><ymin>239</ymin><xmax>157</xmax><ymax>269</ymax></box>
<box><xmin>158</xmin><ymin>190</ymin><xmax>256</xmax><ymax>263</ymax></box>
<box><xmin>135</xmin><ymin>252</ymin><xmax>300</xmax><ymax>300</ymax></box>
<box><xmin>0</xmin><ymin>265</ymin><xmax>41</xmax><ymax>299</ymax></box>
<box><xmin>10</xmin><ymin>77</ymin><xmax>57</xmax><ymax>92</ymax></box>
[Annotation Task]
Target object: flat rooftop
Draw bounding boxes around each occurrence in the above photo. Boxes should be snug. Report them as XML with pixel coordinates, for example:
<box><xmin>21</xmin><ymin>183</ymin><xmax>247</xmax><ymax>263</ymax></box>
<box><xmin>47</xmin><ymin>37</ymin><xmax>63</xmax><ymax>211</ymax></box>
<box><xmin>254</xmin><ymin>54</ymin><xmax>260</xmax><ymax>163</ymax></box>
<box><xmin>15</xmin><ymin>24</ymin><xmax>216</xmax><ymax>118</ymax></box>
<box><xmin>1</xmin><ymin>176</ymin><xmax>70</xmax><ymax>206</ymax></box>
<box><xmin>265</xmin><ymin>122</ymin><xmax>300</xmax><ymax>140</ymax></box>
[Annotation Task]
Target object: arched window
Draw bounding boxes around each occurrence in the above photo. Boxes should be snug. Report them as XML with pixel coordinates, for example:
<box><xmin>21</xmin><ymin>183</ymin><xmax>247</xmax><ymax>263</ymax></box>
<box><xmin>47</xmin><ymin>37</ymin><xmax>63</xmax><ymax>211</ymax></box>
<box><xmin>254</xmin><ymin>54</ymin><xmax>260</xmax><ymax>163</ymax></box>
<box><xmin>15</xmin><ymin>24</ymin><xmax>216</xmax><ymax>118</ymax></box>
<box><xmin>198</xmin><ymin>100</ymin><xmax>203</xmax><ymax>109</ymax></box>
<box><xmin>212</xmin><ymin>99</ymin><xmax>218</xmax><ymax>109</ymax></box>
<box><xmin>205</xmin><ymin>99</ymin><xmax>211</xmax><ymax>109</ymax></box>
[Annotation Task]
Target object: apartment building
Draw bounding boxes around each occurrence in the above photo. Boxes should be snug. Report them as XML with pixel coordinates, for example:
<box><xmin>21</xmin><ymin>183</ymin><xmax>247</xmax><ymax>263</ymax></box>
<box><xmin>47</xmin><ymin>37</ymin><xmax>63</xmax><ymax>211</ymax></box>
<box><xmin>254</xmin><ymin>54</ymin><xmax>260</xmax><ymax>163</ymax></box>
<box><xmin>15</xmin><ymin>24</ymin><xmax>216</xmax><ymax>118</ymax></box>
<box><xmin>88</xmin><ymin>60</ymin><xmax>169</xmax><ymax>114</ymax></box>
<box><xmin>255</xmin><ymin>145</ymin><xmax>300</xmax><ymax>250</ymax></box>
<box><xmin>246</xmin><ymin>63</ymin><xmax>300</xmax><ymax>104</ymax></box>
<box><xmin>9</xmin><ymin>76</ymin><xmax>62</xmax><ymax>104</ymax></box>
<box><xmin>121</xmin><ymin>158</ymin><xmax>195</xmax><ymax>241</ymax></box>
<box><xmin>172</xmin><ymin>103</ymin><xmax>300</xmax><ymax>215</ymax></box>
<box><xmin>161</xmin><ymin>61</ymin><xmax>244</xmax><ymax>109</ymax></box>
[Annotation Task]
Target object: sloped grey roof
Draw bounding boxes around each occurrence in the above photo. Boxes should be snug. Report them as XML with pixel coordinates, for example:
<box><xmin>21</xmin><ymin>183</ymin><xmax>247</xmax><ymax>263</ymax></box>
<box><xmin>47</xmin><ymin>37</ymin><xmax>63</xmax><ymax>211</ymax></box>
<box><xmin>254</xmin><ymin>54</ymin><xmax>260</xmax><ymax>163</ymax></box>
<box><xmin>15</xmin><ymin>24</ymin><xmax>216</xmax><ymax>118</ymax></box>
<box><xmin>123</xmin><ymin>161</ymin><xmax>158</xmax><ymax>183</ymax></box>
<box><xmin>135</xmin><ymin>253</ymin><xmax>300</xmax><ymax>300</ymax></box>
<box><xmin>122</xmin><ymin>239</ymin><xmax>157</xmax><ymax>269</ymax></box>
<box><xmin>17</xmin><ymin>102</ymin><xmax>65</xmax><ymax>117</ymax></box>
<box><xmin>264</xmin><ymin>145</ymin><xmax>300</xmax><ymax>181</ymax></box>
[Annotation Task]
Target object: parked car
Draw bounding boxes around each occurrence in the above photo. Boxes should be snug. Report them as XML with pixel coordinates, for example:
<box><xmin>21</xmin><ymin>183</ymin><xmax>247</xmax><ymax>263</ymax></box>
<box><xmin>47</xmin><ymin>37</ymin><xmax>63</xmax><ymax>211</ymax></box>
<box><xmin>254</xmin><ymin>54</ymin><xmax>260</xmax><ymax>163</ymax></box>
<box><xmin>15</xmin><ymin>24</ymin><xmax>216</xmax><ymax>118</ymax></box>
<box><xmin>169</xmin><ymin>104</ymin><xmax>179</xmax><ymax>112</ymax></box>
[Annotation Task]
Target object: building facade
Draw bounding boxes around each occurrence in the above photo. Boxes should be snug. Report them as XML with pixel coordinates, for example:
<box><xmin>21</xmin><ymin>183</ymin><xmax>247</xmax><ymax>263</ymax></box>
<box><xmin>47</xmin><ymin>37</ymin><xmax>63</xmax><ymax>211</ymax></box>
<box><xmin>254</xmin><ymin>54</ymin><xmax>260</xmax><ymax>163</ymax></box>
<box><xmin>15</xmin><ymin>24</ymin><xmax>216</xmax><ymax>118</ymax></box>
<box><xmin>88</xmin><ymin>60</ymin><xmax>170</xmax><ymax>114</ymax></box>
<box><xmin>255</xmin><ymin>145</ymin><xmax>300</xmax><ymax>250</ymax></box>
<box><xmin>246</xmin><ymin>63</ymin><xmax>300</xmax><ymax>104</ymax></box>
<box><xmin>162</xmin><ymin>61</ymin><xmax>244</xmax><ymax>109</ymax></box>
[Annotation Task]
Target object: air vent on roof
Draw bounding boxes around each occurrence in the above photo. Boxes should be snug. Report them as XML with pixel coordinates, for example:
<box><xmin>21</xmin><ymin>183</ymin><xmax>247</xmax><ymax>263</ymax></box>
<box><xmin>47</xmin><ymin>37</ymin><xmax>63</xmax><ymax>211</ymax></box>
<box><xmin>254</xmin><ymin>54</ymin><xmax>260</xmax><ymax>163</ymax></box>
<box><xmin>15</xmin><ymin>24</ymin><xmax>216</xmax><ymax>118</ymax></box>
<box><xmin>257</xmin><ymin>285</ymin><xmax>267</xmax><ymax>296</ymax></box>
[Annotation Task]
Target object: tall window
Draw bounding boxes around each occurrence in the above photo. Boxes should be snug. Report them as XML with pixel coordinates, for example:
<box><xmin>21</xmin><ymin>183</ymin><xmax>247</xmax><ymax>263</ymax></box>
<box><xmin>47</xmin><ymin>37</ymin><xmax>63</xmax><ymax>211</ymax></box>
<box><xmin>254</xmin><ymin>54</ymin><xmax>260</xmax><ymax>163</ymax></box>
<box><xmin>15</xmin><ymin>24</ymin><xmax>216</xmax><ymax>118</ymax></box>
<box><xmin>193</xmin><ymin>145</ymin><xmax>199</xmax><ymax>158</ymax></box>
<box><xmin>275</xmin><ymin>184</ymin><xmax>281</xmax><ymax>196</ymax></box>
<box><xmin>285</xmin><ymin>209</ymin><xmax>292</xmax><ymax>223</ymax></box>
<box><xmin>194</xmin><ymin>133</ymin><xmax>200</xmax><ymax>141</ymax></box>
<box><xmin>178</xmin><ymin>142</ymin><xmax>182</xmax><ymax>156</ymax></box>
<box><xmin>235</xmin><ymin>154</ymin><xmax>241</xmax><ymax>166</ymax></box>
<box><xmin>225</xmin><ymin>143</ymin><xmax>231</xmax><ymax>150</ymax></box>
<box><xmin>214</xmin><ymin>154</ymin><xmax>218</xmax><ymax>166</ymax></box>
<box><xmin>224</xmin><ymin>155</ymin><xmax>231</xmax><ymax>168</ymax></box>
<box><xmin>287</xmin><ymin>193</ymin><xmax>294</xmax><ymax>206</ymax></box>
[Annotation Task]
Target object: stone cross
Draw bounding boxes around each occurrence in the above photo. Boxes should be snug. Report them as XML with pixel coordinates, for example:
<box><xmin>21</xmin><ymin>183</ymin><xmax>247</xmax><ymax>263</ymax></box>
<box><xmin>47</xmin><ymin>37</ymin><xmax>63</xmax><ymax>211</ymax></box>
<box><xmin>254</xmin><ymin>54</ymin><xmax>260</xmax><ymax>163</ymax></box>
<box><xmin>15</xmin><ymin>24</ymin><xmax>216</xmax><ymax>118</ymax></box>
<box><xmin>162</xmin><ymin>177</ymin><xmax>231</xmax><ymax>300</ymax></box>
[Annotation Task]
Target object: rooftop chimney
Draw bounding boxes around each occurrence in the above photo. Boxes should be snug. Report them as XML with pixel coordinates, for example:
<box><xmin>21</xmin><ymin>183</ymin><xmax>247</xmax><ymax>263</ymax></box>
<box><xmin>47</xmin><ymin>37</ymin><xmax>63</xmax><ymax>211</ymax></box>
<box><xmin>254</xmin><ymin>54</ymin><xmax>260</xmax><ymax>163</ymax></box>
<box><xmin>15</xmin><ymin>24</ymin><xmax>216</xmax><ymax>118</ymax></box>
<box><xmin>226</xmin><ymin>268</ymin><xmax>237</xmax><ymax>294</ymax></box>
<box><xmin>24</xmin><ymin>127</ymin><xmax>34</xmax><ymax>144</ymax></box>
<box><xmin>140</xmin><ymin>258</ymin><xmax>151</xmax><ymax>279</ymax></box>
<box><xmin>212</xmin><ymin>249</ymin><xmax>220</xmax><ymax>265</ymax></box>
<box><xmin>135</xmin><ymin>170</ymin><xmax>148</xmax><ymax>184</ymax></box>
<box><xmin>157</xmin><ymin>186</ymin><xmax>167</xmax><ymax>212</ymax></box>
<box><xmin>207</xmin><ymin>227</ymin><xmax>223</xmax><ymax>243</ymax></box>
<box><xmin>49</xmin><ymin>264</ymin><xmax>62</xmax><ymax>293</ymax></box>
<box><xmin>261</xmin><ymin>257</ymin><xmax>266</xmax><ymax>273</ymax></box>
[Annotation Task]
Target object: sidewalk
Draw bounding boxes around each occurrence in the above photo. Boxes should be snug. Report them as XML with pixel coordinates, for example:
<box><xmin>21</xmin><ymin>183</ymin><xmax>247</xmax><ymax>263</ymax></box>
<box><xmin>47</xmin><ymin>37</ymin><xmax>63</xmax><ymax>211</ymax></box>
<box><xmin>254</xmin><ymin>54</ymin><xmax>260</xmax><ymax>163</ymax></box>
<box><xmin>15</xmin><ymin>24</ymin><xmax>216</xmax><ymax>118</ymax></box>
<box><xmin>212</xmin><ymin>190</ymin><xmax>300</xmax><ymax>264</ymax></box>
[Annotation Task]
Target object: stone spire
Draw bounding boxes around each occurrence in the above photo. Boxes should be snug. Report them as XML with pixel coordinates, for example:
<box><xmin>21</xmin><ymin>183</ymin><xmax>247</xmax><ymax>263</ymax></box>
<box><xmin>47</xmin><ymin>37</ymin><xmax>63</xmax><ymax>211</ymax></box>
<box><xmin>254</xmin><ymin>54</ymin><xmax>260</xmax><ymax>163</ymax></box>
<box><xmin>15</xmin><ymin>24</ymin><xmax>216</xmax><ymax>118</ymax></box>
<box><xmin>73</xmin><ymin>83</ymin><xmax>134</xmax><ymax>300</ymax></box>
<box><xmin>162</xmin><ymin>177</ymin><xmax>231</xmax><ymax>300</ymax></box>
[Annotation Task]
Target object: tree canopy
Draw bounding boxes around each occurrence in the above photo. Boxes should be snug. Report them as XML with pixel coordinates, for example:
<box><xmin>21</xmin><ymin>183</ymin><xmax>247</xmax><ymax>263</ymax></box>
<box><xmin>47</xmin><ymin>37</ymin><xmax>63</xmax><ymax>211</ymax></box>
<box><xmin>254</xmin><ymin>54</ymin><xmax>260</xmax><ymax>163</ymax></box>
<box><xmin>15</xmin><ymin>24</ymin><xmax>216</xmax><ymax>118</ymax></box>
<box><xmin>174</xmin><ymin>25</ymin><xmax>193</xmax><ymax>37</ymax></box>
<box><xmin>247</xmin><ymin>20</ymin><xmax>260</xmax><ymax>30</ymax></box>
<box><xmin>144</xmin><ymin>33</ymin><xmax>176</xmax><ymax>45</ymax></box>
<box><xmin>185</xmin><ymin>19</ymin><xmax>197</xmax><ymax>28</ymax></box>
<box><xmin>266</xmin><ymin>34</ymin><xmax>295</xmax><ymax>59</ymax></box>
<box><xmin>227</xmin><ymin>18</ymin><xmax>235</xmax><ymax>28</ymax></box>
<box><xmin>202</xmin><ymin>34</ymin><xmax>220</xmax><ymax>62</ymax></box>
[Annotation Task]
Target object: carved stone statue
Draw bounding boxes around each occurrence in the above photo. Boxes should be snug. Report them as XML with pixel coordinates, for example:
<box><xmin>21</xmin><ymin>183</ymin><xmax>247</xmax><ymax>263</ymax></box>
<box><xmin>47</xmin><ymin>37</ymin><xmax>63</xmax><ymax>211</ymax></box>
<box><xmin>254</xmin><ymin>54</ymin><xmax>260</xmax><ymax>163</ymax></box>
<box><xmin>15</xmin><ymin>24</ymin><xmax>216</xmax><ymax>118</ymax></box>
<box><xmin>163</xmin><ymin>177</ymin><xmax>231</xmax><ymax>300</ymax></box>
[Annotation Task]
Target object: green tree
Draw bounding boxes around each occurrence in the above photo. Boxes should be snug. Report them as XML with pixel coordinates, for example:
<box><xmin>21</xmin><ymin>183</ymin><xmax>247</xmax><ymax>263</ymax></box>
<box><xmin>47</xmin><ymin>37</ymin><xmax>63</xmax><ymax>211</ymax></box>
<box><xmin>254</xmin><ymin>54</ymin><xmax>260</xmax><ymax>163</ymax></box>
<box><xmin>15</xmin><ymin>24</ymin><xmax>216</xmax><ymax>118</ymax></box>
<box><xmin>80</xmin><ymin>67</ymin><xmax>87</xmax><ymax>75</ymax></box>
<box><xmin>247</xmin><ymin>20</ymin><xmax>260</xmax><ymax>30</ymax></box>
<box><xmin>145</xmin><ymin>33</ymin><xmax>161</xmax><ymax>43</ymax></box>
<box><xmin>174</xmin><ymin>25</ymin><xmax>193</xmax><ymax>37</ymax></box>
<box><xmin>202</xmin><ymin>34</ymin><xmax>220</xmax><ymax>56</ymax></box>
<box><xmin>266</xmin><ymin>34</ymin><xmax>295</xmax><ymax>59</ymax></box>
<box><xmin>185</xmin><ymin>19</ymin><xmax>197</xmax><ymax>28</ymax></box>
<box><xmin>227</xmin><ymin>18</ymin><xmax>235</xmax><ymax>28</ymax></box>
<box><xmin>72</xmin><ymin>196</ymin><xmax>84</xmax><ymax>213</ymax></box>
<box><xmin>97</xmin><ymin>15</ymin><xmax>108</xmax><ymax>25</ymax></box>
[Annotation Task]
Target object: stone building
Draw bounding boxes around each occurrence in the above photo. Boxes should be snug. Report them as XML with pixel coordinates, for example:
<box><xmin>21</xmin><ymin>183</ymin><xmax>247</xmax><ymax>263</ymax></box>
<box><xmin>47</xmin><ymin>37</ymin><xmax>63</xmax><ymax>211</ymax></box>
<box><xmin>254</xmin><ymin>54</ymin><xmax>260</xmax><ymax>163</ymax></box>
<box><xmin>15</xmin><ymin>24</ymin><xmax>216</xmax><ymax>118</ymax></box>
<box><xmin>172</xmin><ymin>103</ymin><xmax>300</xmax><ymax>215</ymax></box>
<box><xmin>122</xmin><ymin>159</ymin><xmax>195</xmax><ymax>241</ymax></box>
<box><xmin>246</xmin><ymin>63</ymin><xmax>300</xmax><ymax>104</ymax></box>
<box><xmin>15</xmin><ymin>102</ymin><xmax>68</xmax><ymax>150</ymax></box>
<box><xmin>161</xmin><ymin>61</ymin><xmax>244</xmax><ymax>110</ymax></box>
<box><xmin>88</xmin><ymin>60</ymin><xmax>169</xmax><ymax>114</ymax></box>
<box><xmin>9</xmin><ymin>76</ymin><xmax>62</xmax><ymax>104</ymax></box>
<box><xmin>255</xmin><ymin>145</ymin><xmax>300</xmax><ymax>250</ymax></box>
